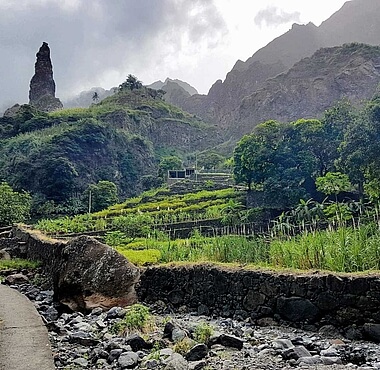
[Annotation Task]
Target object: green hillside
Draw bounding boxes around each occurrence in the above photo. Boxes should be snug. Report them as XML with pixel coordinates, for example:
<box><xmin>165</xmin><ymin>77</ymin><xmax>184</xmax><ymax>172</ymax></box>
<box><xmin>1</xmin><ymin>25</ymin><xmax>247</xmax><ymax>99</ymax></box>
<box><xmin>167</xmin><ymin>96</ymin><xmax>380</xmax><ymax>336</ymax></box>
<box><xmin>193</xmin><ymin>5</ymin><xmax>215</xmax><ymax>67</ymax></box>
<box><xmin>0</xmin><ymin>85</ymin><xmax>217</xmax><ymax>216</ymax></box>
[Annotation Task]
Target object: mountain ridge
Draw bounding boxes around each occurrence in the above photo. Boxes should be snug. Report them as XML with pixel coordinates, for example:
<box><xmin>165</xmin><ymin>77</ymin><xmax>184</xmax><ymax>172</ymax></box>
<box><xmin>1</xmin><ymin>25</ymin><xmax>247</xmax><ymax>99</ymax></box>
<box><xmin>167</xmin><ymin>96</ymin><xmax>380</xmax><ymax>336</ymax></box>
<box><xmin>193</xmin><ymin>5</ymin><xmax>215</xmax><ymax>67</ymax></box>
<box><xmin>174</xmin><ymin>0</ymin><xmax>380</xmax><ymax>136</ymax></box>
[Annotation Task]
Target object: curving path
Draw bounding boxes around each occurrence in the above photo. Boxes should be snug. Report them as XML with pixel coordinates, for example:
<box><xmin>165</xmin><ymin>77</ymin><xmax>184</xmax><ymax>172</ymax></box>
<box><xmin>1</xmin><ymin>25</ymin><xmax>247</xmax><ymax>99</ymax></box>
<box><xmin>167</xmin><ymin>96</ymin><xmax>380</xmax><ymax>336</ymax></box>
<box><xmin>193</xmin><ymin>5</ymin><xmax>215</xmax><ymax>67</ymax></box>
<box><xmin>0</xmin><ymin>284</ymin><xmax>55</xmax><ymax>370</ymax></box>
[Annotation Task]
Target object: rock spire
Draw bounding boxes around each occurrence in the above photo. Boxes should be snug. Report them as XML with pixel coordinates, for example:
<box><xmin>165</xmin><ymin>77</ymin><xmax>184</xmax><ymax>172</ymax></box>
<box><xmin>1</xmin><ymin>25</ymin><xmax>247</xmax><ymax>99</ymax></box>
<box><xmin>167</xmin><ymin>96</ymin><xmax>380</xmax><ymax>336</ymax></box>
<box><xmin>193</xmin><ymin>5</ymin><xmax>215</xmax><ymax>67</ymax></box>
<box><xmin>29</xmin><ymin>42</ymin><xmax>63</xmax><ymax>112</ymax></box>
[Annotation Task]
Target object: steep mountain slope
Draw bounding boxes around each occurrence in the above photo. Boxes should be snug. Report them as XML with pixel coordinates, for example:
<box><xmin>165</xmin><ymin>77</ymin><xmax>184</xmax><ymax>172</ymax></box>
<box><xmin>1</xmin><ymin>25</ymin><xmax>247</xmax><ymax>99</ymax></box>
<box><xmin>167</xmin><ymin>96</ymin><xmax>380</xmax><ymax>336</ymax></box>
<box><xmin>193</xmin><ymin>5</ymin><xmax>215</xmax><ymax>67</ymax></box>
<box><xmin>228</xmin><ymin>43</ymin><xmax>380</xmax><ymax>139</ymax></box>
<box><xmin>318</xmin><ymin>0</ymin><xmax>380</xmax><ymax>47</ymax></box>
<box><xmin>148</xmin><ymin>78</ymin><xmax>198</xmax><ymax>96</ymax></box>
<box><xmin>179</xmin><ymin>0</ymin><xmax>380</xmax><ymax>129</ymax></box>
<box><xmin>147</xmin><ymin>78</ymin><xmax>198</xmax><ymax>108</ymax></box>
<box><xmin>0</xmin><ymin>87</ymin><xmax>218</xmax><ymax>204</ymax></box>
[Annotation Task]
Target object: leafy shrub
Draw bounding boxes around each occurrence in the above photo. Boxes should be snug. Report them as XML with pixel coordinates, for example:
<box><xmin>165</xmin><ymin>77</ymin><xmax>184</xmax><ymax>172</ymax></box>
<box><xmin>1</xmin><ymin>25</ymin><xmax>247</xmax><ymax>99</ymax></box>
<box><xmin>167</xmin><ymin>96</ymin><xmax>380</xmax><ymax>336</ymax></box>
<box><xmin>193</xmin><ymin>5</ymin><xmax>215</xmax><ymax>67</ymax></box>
<box><xmin>110</xmin><ymin>304</ymin><xmax>151</xmax><ymax>335</ymax></box>
<box><xmin>0</xmin><ymin>182</ymin><xmax>32</xmax><ymax>226</ymax></box>
<box><xmin>112</xmin><ymin>213</ymin><xmax>153</xmax><ymax>240</ymax></box>
<box><xmin>173</xmin><ymin>338</ymin><xmax>194</xmax><ymax>355</ymax></box>
<box><xmin>105</xmin><ymin>230</ymin><xmax>128</xmax><ymax>247</ymax></box>
<box><xmin>193</xmin><ymin>322</ymin><xmax>214</xmax><ymax>344</ymax></box>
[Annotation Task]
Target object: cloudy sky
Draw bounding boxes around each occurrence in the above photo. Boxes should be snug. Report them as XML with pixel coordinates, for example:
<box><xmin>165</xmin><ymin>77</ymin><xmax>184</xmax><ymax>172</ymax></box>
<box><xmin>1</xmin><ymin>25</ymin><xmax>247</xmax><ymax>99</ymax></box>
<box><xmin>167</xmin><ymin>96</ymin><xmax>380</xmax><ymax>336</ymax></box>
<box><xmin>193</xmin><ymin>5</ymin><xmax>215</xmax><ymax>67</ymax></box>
<box><xmin>0</xmin><ymin>0</ymin><xmax>348</xmax><ymax>112</ymax></box>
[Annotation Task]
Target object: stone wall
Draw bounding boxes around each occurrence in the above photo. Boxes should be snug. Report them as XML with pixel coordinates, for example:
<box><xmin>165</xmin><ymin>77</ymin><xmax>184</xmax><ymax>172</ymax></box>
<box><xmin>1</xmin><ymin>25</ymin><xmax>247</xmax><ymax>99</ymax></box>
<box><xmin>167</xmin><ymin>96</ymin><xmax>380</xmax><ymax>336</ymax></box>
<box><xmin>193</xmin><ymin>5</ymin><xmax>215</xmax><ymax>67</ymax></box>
<box><xmin>138</xmin><ymin>265</ymin><xmax>380</xmax><ymax>336</ymax></box>
<box><xmin>11</xmin><ymin>225</ymin><xmax>64</xmax><ymax>283</ymax></box>
<box><xmin>5</xmin><ymin>226</ymin><xmax>380</xmax><ymax>338</ymax></box>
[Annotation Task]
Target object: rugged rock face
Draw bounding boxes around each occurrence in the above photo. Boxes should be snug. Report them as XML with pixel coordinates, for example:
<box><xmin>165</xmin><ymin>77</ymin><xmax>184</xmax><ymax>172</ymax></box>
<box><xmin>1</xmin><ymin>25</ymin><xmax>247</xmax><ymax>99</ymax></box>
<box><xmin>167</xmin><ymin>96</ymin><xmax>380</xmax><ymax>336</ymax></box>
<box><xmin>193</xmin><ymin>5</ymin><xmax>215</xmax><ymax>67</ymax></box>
<box><xmin>184</xmin><ymin>43</ymin><xmax>380</xmax><ymax>150</ymax></box>
<box><xmin>3</xmin><ymin>225</ymin><xmax>140</xmax><ymax>312</ymax></box>
<box><xmin>148</xmin><ymin>78</ymin><xmax>198</xmax><ymax>108</ymax></box>
<box><xmin>228</xmin><ymin>43</ymin><xmax>380</xmax><ymax>138</ymax></box>
<box><xmin>56</xmin><ymin>236</ymin><xmax>140</xmax><ymax>311</ymax></box>
<box><xmin>148</xmin><ymin>78</ymin><xmax>198</xmax><ymax>96</ymax></box>
<box><xmin>181</xmin><ymin>59</ymin><xmax>286</xmax><ymax>126</ymax></box>
<box><xmin>177</xmin><ymin>0</ymin><xmax>380</xmax><ymax>141</ymax></box>
<box><xmin>29</xmin><ymin>42</ymin><xmax>63</xmax><ymax>112</ymax></box>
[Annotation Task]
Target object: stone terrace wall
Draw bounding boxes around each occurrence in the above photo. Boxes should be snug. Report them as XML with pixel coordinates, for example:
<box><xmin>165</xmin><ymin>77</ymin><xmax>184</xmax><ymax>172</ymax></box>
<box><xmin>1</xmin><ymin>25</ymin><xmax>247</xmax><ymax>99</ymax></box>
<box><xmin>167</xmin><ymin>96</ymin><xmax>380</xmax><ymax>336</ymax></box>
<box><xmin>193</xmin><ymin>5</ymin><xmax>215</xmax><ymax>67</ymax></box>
<box><xmin>138</xmin><ymin>265</ymin><xmax>380</xmax><ymax>335</ymax></box>
<box><xmin>12</xmin><ymin>225</ymin><xmax>65</xmax><ymax>284</ymax></box>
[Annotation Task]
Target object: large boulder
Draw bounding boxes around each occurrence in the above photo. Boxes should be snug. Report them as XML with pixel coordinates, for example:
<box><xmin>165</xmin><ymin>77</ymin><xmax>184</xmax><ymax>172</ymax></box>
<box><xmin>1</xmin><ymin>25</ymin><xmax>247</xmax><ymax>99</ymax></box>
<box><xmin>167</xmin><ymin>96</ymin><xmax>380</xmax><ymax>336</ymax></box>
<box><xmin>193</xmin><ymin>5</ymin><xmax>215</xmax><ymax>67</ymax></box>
<box><xmin>55</xmin><ymin>235</ymin><xmax>140</xmax><ymax>311</ymax></box>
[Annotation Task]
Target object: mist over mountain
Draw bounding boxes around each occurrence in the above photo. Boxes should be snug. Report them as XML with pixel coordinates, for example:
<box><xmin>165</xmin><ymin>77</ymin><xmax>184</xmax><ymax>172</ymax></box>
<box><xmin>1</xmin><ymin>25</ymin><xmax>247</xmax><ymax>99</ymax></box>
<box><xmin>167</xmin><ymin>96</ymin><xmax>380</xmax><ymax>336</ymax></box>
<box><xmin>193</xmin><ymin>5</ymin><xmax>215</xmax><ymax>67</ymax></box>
<box><xmin>2</xmin><ymin>0</ymin><xmax>380</xmax><ymax>219</ymax></box>
<box><xmin>63</xmin><ymin>87</ymin><xmax>116</xmax><ymax>108</ymax></box>
<box><xmin>61</xmin><ymin>78</ymin><xmax>198</xmax><ymax>109</ymax></box>
<box><xmin>175</xmin><ymin>0</ymin><xmax>380</xmax><ymax>137</ymax></box>
<box><xmin>148</xmin><ymin>78</ymin><xmax>198</xmax><ymax>96</ymax></box>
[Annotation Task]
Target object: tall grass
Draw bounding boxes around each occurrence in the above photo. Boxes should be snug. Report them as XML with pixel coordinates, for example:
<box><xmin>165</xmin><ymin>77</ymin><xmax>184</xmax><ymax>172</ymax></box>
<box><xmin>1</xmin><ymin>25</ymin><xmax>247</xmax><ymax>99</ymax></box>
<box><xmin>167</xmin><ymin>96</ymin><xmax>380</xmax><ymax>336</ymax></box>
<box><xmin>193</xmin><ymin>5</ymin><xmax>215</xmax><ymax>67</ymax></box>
<box><xmin>270</xmin><ymin>223</ymin><xmax>380</xmax><ymax>272</ymax></box>
<box><xmin>34</xmin><ymin>191</ymin><xmax>380</xmax><ymax>273</ymax></box>
<box><xmin>112</xmin><ymin>222</ymin><xmax>380</xmax><ymax>272</ymax></box>
<box><xmin>116</xmin><ymin>234</ymin><xmax>269</xmax><ymax>265</ymax></box>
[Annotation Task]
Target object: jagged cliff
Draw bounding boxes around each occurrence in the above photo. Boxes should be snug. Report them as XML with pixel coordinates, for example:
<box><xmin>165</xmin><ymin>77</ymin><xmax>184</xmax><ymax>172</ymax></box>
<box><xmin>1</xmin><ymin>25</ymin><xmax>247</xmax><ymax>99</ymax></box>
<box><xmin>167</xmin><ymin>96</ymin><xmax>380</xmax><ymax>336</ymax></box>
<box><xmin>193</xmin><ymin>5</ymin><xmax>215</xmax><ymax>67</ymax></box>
<box><xmin>178</xmin><ymin>0</ymin><xmax>380</xmax><ymax>138</ymax></box>
<box><xmin>148</xmin><ymin>78</ymin><xmax>198</xmax><ymax>96</ymax></box>
<box><xmin>147</xmin><ymin>78</ymin><xmax>198</xmax><ymax>108</ymax></box>
<box><xmin>226</xmin><ymin>43</ymin><xmax>380</xmax><ymax>140</ymax></box>
<box><xmin>29</xmin><ymin>42</ymin><xmax>63</xmax><ymax>112</ymax></box>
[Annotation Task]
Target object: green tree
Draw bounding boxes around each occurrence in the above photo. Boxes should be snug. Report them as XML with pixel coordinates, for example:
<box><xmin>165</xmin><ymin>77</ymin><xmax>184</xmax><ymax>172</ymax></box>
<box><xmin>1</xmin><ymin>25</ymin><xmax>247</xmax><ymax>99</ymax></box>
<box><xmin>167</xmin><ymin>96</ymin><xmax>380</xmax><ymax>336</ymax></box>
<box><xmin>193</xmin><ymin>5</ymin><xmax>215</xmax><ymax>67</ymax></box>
<box><xmin>233</xmin><ymin>120</ymin><xmax>310</xmax><ymax>205</ymax></box>
<box><xmin>338</xmin><ymin>98</ymin><xmax>380</xmax><ymax>197</ymax></box>
<box><xmin>119</xmin><ymin>74</ymin><xmax>143</xmax><ymax>91</ymax></box>
<box><xmin>111</xmin><ymin>213</ymin><xmax>153</xmax><ymax>243</ymax></box>
<box><xmin>0</xmin><ymin>182</ymin><xmax>32</xmax><ymax>226</ymax></box>
<box><xmin>158</xmin><ymin>155</ymin><xmax>183</xmax><ymax>179</ymax></box>
<box><xmin>197</xmin><ymin>152</ymin><xmax>225</xmax><ymax>170</ymax></box>
<box><xmin>316</xmin><ymin>172</ymin><xmax>352</xmax><ymax>197</ymax></box>
<box><xmin>86</xmin><ymin>180</ymin><xmax>119</xmax><ymax>213</ymax></box>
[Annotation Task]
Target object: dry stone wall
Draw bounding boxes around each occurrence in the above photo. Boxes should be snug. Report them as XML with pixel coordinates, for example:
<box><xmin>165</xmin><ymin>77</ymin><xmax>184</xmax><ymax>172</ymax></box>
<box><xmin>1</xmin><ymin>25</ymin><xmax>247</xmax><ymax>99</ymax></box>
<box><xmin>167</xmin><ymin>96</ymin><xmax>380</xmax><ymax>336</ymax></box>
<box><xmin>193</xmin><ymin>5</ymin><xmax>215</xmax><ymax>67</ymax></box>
<box><xmin>4</xmin><ymin>226</ymin><xmax>380</xmax><ymax>339</ymax></box>
<box><xmin>138</xmin><ymin>265</ymin><xmax>380</xmax><ymax>335</ymax></box>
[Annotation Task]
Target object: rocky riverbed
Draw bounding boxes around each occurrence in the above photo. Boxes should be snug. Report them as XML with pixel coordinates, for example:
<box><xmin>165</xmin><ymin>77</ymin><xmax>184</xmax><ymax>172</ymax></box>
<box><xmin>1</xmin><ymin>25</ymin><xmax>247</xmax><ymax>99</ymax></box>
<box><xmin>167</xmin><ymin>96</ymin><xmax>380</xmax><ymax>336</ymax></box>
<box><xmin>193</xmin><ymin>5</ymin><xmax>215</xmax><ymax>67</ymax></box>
<box><xmin>4</xmin><ymin>271</ymin><xmax>380</xmax><ymax>370</ymax></box>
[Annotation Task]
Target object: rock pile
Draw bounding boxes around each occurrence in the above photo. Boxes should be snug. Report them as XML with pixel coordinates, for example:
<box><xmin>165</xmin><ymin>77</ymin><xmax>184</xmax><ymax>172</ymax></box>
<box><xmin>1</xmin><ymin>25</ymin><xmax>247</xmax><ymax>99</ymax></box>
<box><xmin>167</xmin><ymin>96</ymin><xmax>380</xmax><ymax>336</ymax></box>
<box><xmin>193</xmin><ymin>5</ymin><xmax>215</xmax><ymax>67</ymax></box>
<box><xmin>5</xmin><ymin>273</ymin><xmax>380</xmax><ymax>370</ymax></box>
<box><xmin>29</xmin><ymin>42</ymin><xmax>63</xmax><ymax>112</ymax></box>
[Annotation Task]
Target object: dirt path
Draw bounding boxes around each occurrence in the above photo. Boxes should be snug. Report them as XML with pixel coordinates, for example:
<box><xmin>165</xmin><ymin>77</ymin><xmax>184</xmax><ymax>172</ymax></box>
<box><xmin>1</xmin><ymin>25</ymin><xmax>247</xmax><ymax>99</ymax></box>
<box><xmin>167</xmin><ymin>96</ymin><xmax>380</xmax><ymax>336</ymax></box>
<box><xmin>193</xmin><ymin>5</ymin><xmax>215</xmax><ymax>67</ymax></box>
<box><xmin>0</xmin><ymin>284</ymin><xmax>55</xmax><ymax>370</ymax></box>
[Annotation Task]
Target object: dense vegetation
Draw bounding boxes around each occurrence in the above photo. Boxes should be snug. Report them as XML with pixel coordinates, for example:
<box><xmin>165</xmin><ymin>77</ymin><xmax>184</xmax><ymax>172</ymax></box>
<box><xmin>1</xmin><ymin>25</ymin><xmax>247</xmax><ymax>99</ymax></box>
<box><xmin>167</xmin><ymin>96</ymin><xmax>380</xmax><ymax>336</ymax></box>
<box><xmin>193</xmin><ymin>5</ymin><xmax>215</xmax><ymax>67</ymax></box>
<box><xmin>32</xmin><ymin>173</ymin><xmax>380</xmax><ymax>273</ymax></box>
<box><xmin>233</xmin><ymin>96</ymin><xmax>380</xmax><ymax>207</ymax></box>
<box><xmin>3</xmin><ymin>71</ymin><xmax>380</xmax><ymax>274</ymax></box>
<box><xmin>0</xmin><ymin>182</ymin><xmax>31</xmax><ymax>226</ymax></box>
<box><xmin>0</xmin><ymin>81</ymin><xmax>216</xmax><ymax>217</ymax></box>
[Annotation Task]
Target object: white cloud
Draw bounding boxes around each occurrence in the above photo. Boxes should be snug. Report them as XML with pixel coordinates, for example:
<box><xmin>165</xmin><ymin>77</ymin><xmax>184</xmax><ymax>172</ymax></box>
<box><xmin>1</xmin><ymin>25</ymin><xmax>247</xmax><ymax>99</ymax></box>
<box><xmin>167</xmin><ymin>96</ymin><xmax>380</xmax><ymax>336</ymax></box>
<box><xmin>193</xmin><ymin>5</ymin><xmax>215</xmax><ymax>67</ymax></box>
<box><xmin>254</xmin><ymin>6</ymin><xmax>301</xmax><ymax>27</ymax></box>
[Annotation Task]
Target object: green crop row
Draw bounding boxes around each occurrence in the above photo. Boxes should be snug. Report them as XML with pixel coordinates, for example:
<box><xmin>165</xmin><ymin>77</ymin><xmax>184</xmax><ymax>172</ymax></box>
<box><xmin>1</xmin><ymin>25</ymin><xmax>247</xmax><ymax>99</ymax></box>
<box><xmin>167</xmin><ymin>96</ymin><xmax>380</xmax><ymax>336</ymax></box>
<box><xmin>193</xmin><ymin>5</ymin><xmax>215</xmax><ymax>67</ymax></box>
<box><xmin>35</xmin><ymin>188</ymin><xmax>240</xmax><ymax>234</ymax></box>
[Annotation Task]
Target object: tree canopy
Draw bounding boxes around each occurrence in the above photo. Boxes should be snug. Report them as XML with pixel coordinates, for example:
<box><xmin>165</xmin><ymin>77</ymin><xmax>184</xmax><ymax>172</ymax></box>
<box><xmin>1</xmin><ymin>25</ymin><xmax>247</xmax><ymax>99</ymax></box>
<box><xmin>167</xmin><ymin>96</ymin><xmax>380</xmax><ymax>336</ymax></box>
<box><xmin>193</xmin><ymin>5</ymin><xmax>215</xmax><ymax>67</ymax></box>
<box><xmin>233</xmin><ymin>97</ymin><xmax>380</xmax><ymax>207</ymax></box>
<box><xmin>86</xmin><ymin>180</ymin><xmax>119</xmax><ymax>213</ymax></box>
<box><xmin>119</xmin><ymin>74</ymin><xmax>143</xmax><ymax>91</ymax></box>
<box><xmin>0</xmin><ymin>182</ymin><xmax>31</xmax><ymax>226</ymax></box>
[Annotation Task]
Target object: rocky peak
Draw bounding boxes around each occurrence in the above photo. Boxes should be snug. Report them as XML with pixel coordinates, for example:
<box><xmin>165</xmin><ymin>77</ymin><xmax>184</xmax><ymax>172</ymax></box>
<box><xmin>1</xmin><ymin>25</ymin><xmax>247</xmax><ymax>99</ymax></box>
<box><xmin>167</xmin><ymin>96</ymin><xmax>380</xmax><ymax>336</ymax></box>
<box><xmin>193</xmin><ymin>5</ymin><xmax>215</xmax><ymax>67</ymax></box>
<box><xmin>29</xmin><ymin>42</ymin><xmax>63</xmax><ymax>112</ymax></box>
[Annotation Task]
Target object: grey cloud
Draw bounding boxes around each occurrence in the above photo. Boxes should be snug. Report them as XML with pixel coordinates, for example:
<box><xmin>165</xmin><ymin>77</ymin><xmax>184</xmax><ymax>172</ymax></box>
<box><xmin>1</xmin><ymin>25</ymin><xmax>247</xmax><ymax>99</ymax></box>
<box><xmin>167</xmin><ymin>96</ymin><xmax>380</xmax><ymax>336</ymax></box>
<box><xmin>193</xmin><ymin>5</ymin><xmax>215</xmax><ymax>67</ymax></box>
<box><xmin>254</xmin><ymin>6</ymin><xmax>301</xmax><ymax>27</ymax></box>
<box><xmin>0</xmin><ymin>0</ymin><xmax>227</xmax><ymax>112</ymax></box>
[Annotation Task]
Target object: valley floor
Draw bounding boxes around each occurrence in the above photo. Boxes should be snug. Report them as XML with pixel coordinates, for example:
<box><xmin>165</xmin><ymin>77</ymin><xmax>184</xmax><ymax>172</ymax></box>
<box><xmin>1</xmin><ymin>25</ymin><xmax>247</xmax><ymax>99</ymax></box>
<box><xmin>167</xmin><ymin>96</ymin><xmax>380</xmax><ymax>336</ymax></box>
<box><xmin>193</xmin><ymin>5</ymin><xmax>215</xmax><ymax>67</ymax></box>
<box><xmin>2</xmin><ymin>272</ymin><xmax>380</xmax><ymax>370</ymax></box>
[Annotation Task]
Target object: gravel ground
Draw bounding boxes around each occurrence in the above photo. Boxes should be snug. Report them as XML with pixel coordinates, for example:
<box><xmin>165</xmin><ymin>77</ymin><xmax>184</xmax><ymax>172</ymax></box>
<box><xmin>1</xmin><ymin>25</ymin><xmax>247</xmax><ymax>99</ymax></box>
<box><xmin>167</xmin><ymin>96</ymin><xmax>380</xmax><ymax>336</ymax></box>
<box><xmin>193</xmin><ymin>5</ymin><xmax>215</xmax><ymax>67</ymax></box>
<box><xmin>4</xmin><ymin>272</ymin><xmax>380</xmax><ymax>370</ymax></box>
